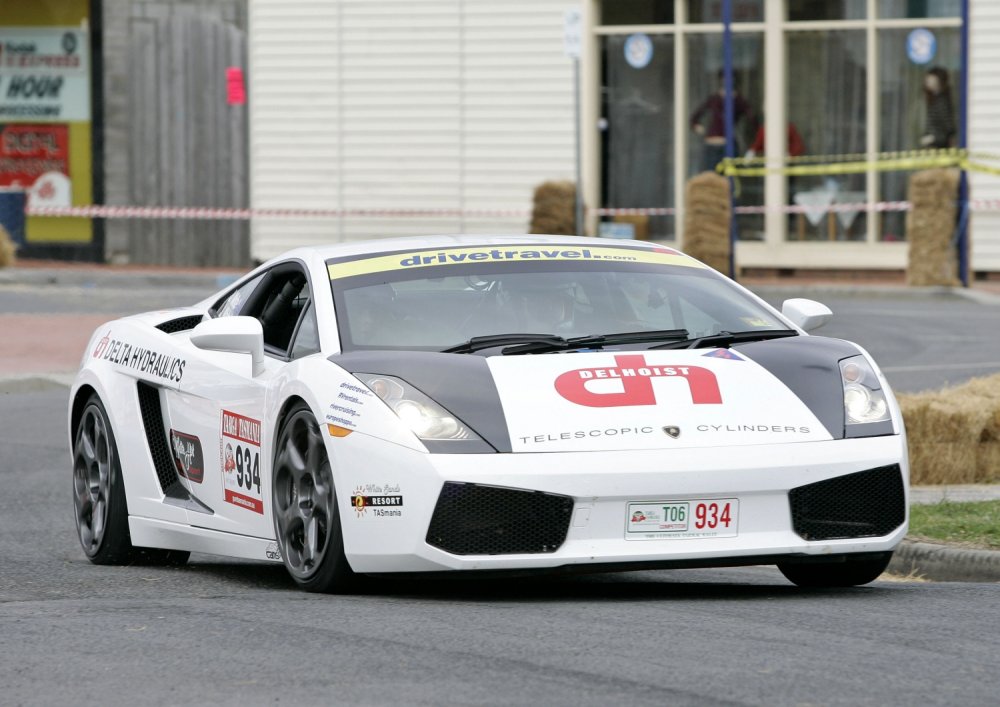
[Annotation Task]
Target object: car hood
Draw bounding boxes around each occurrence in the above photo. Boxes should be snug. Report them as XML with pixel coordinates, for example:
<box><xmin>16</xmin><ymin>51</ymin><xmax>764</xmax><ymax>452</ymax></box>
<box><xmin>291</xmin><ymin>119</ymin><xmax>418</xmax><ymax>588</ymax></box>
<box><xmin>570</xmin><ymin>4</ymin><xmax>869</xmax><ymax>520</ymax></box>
<box><xmin>330</xmin><ymin>336</ymin><xmax>862</xmax><ymax>453</ymax></box>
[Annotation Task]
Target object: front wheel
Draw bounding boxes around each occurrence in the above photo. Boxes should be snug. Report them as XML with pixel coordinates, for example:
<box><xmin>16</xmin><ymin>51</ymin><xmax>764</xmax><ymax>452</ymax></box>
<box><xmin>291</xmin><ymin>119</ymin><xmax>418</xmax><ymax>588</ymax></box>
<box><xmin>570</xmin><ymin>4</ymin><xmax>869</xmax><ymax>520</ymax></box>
<box><xmin>272</xmin><ymin>404</ymin><xmax>356</xmax><ymax>593</ymax></box>
<box><xmin>777</xmin><ymin>553</ymin><xmax>893</xmax><ymax>588</ymax></box>
<box><xmin>73</xmin><ymin>394</ymin><xmax>189</xmax><ymax>566</ymax></box>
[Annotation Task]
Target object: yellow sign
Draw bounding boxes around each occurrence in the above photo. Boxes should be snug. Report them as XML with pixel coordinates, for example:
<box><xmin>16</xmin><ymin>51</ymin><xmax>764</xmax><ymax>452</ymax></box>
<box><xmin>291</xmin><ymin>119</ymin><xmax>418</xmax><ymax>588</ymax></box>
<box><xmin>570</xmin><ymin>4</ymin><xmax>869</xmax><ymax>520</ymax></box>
<box><xmin>327</xmin><ymin>245</ymin><xmax>706</xmax><ymax>280</ymax></box>
<box><xmin>0</xmin><ymin>0</ymin><xmax>93</xmax><ymax>245</ymax></box>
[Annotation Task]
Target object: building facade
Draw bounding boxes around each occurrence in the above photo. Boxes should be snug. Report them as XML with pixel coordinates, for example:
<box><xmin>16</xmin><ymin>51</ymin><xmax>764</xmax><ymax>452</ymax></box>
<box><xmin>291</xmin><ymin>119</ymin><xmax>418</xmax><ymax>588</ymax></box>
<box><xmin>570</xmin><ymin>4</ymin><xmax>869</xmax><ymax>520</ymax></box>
<box><xmin>248</xmin><ymin>0</ymin><xmax>579</xmax><ymax>261</ymax></box>
<box><xmin>4</xmin><ymin>1</ymin><xmax>996</xmax><ymax>272</ymax></box>
<box><xmin>250</xmin><ymin>0</ymin><xmax>999</xmax><ymax>274</ymax></box>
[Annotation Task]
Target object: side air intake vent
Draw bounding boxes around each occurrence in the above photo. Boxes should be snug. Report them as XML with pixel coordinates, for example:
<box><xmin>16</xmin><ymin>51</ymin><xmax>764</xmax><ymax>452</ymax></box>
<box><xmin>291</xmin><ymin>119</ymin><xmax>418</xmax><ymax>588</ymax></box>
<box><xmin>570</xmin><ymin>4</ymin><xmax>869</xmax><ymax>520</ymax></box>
<box><xmin>156</xmin><ymin>315</ymin><xmax>203</xmax><ymax>334</ymax></box>
<box><xmin>426</xmin><ymin>482</ymin><xmax>573</xmax><ymax>555</ymax></box>
<box><xmin>789</xmin><ymin>465</ymin><xmax>905</xmax><ymax>541</ymax></box>
<box><xmin>136</xmin><ymin>381</ymin><xmax>182</xmax><ymax>494</ymax></box>
<box><xmin>135</xmin><ymin>383</ymin><xmax>213</xmax><ymax>515</ymax></box>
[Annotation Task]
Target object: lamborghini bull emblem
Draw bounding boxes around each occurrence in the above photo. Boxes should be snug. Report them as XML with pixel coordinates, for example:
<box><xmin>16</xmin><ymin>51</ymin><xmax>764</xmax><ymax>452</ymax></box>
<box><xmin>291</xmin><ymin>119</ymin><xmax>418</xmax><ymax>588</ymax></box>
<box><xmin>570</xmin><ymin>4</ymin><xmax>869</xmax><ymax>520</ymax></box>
<box><xmin>554</xmin><ymin>354</ymin><xmax>722</xmax><ymax>408</ymax></box>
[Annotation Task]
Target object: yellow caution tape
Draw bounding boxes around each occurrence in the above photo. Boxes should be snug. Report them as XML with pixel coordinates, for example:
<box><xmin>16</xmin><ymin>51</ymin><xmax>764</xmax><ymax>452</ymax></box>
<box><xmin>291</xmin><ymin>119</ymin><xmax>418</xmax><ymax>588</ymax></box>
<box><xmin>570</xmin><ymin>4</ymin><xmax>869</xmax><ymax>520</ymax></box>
<box><xmin>717</xmin><ymin>148</ymin><xmax>969</xmax><ymax>177</ymax></box>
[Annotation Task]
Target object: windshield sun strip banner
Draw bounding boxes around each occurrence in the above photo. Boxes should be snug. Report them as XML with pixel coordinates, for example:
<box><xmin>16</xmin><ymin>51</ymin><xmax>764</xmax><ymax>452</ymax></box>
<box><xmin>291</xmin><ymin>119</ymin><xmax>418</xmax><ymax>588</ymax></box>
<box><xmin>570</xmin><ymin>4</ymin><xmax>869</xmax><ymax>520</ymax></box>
<box><xmin>326</xmin><ymin>245</ymin><xmax>706</xmax><ymax>280</ymax></box>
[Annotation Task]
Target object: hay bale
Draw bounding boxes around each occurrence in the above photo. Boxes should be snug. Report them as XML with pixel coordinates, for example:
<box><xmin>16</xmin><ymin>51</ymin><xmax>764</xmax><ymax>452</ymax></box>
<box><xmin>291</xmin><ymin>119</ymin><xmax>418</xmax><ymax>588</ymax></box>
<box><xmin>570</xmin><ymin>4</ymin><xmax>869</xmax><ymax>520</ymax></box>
<box><xmin>905</xmin><ymin>168</ymin><xmax>960</xmax><ymax>286</ymax></box>
<box><xmin>0</xmin><ymin>223</ymin><xmax>17</xmax><ymax>268</ymax></box>
<box><xmin>897</xmin><ymin>371</ymin><xmax>1000</xmax><ymax>483</ymax></box>
<box><xmin>683</xmin><ymin>172</ymin><xmax>731</xmax><ymax>274</ymax></box>
<box><xmin>976</xmin><ymin>443</ymin><xmax>1000</xmax><ymax>483</ymax></box>
<box><xmin>906</xmin><ymin>442</ymin><xmax>979</xmax><ymax>485</ymax></box>
<box><xmin>530</xmin><ymin>180</ymin><xmax>577</xmax><ymax>235</ymax></box>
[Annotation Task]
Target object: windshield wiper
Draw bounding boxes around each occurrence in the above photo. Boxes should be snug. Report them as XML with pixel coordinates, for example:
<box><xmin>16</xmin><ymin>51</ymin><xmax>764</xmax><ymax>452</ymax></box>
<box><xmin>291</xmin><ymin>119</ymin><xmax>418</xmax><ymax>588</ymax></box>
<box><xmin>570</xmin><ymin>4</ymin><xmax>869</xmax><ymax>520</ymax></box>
<box><xmin>501</xmin><ymin>329</ymin><xmax>690</xmax><ymax>355</ymax></box>
<box><xmin>442</xmin><ymin>333</ymin><xmax>569</xmax><ymax>354</ymax></box>
<box><xmin>650</xmin><ymin>329</ymin><xmax>799</xmax><ymax>350</ymax></box>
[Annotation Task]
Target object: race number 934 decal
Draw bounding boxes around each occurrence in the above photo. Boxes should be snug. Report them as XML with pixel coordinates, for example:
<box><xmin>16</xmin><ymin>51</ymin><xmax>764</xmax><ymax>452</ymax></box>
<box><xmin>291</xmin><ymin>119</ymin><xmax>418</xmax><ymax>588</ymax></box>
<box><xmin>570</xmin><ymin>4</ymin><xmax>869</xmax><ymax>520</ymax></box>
<box><xmin>221</xmin><ymin>409</ymin><xmax>263</xmax><ymax>514</ymax></box>
<box><xmin>626</xmin><ymin>498</ymin><xmax>739</xmax><ymax>540</ymax></box>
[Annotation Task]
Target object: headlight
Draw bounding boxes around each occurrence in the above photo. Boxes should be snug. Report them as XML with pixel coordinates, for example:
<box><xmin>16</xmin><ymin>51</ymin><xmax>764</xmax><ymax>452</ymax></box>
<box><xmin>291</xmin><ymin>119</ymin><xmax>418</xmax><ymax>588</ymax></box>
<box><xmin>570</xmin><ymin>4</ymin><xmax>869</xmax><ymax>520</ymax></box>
<box><xmin>354</xmin><ymin>373</ymin><xmax>476</xmax><ymax>441</ymax></box>
<box><xmin>839</xmin><ymin>356</ymin><xmax>890</xmax><ymax>425</ymax></box>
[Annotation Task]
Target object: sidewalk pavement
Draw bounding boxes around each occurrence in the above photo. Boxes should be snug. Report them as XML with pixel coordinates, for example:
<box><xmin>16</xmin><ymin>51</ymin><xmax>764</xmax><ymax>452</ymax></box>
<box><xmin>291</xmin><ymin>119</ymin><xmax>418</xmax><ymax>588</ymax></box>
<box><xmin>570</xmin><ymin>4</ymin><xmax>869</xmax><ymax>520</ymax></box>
<box><xmin>2</xmin><ymin>258</ymin><xmax>999</xmax><ymax>582</ymax></box>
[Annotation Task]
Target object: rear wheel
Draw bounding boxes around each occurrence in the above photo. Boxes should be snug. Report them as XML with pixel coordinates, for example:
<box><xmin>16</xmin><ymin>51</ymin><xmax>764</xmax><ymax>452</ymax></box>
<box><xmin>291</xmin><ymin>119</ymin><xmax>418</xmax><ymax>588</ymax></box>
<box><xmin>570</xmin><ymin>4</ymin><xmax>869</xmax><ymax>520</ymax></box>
<box><xmin>272</xmin><ymin>404</ymin><xmax>356</xmax><ymax>593</ymax></box>
<box><xmin>777</xmin><ymin>553</ymin><xmax>893</xmax><ymax>588</ymax></box>
<box><xmin>73</xmin><ymin>394</ymin><xmax>189</xmax><ymax>566</ymax></box>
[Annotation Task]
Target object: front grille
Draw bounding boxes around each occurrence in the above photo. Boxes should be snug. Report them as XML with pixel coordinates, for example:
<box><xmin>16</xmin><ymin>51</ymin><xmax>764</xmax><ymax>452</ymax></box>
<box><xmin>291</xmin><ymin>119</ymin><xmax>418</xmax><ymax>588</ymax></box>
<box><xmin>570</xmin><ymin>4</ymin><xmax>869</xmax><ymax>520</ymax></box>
<box><xmin>137</xmin><ymin>381</ymin><xmax>181</xmax><ymax>494</ymax></box>
<box><xmin>789</xmin><ymin>464</ymin><xmax>905</xmax><ymax>541</ymax></box>
<box><xmin>426</xmin><ymin>482</ymin><xmax>574</xmax><ymax>556</ymax></box>
<box><xmin>156</xmin><ymin>315</ymin><xmax>203</xmax><ymax>334</ymax></box>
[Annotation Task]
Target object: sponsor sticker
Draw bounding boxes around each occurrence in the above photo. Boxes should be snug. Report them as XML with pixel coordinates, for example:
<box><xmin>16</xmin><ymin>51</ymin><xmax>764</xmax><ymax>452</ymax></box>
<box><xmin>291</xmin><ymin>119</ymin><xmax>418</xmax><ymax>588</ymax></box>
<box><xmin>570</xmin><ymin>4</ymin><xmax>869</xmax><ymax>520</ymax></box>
<box><xmin>350</xmin><ymin>483</ymin><xmax>403</xmax><ymax>519</ymax></box>
<box><xmin>91</xmin><ymin>330</ymin><xmax>186</xmax><ymax>383</ymax></box>
<box><xmin>170</xmin><ymin>430</ymin><xmax>204</xmax><ymax>483</ymax></box>
<box><xmin>265</xmin><ymin>541</ymin><xmax>282</xmax><ymax>561</ymax></box>
<box><xmin>554</xmin><ymin>353</ymin><xmax>722</xmax><ymax>408</ymax></box>
<box><xmin>327</xmin><ymin>245</ymin><xmax>703</xmax><ymax>280</ymax></box>
<box><xmin>702</xmin><ymin>349</ymin><xmax>744</xmax><ymax>361</ymax></box>
<box><xmin>325</xmin><ymin>381</ymin><xmax>374</xmax><ymax>431</ymax></box>
<box><xmin>489</xmin><ymin>350</ymin><xmax>833</xmax><ymax>452</ymax></box>
<box><xmin>220</xmin><ymin>409</ymin><xmax>263</xmax><ymax>514</ymax></box>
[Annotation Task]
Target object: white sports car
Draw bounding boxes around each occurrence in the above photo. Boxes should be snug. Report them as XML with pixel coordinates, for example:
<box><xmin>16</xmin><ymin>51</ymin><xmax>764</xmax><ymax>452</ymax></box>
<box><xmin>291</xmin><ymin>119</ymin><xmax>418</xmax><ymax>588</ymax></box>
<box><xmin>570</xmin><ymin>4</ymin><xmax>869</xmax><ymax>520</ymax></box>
<box><xmin>70</xmin><ymin>235</ymin><xmax>908</xmax><ymax>592</ymax></box>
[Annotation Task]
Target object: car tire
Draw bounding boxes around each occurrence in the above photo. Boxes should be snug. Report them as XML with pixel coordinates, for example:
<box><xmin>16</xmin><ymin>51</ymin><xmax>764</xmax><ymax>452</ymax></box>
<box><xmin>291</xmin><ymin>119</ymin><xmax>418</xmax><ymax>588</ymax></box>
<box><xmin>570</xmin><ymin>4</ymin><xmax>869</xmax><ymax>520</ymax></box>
<box><xmin>272</xmin><ymin>403</ymin><xmax>356</xmax><ymax>593</ymax></box>
<box><xmin>777</xmin><ymin>553</ymin><xmax>893</xmax><ymax>588</ymax></box>
<box><xmin>73</xmin><ymin>394</ymin><xmax>190</xmax><ymax>566</ymax></box>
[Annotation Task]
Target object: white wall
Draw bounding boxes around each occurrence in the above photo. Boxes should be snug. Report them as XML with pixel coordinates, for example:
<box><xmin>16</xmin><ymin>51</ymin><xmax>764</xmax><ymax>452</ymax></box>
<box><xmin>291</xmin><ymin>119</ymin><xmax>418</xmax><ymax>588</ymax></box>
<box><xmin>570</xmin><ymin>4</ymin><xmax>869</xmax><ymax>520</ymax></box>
<box><xmin>969</xmin><ymin>0</ymin><xmax>1000</xmax><ymax>272</ymax></box>
<box><xmin>249</xmin><ymin>0</ymin><xmax>577</xmax><ymax>261</ymax></box>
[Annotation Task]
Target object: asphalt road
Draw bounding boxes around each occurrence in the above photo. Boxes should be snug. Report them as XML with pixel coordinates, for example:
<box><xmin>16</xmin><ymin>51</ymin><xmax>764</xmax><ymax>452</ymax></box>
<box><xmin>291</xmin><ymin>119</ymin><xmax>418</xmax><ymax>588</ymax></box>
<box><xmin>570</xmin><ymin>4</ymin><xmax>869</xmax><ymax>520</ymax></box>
<box><xmin>2</xmin><ymin>389</ymin><xmax>1000</xmax><ymax>706</ymax></box>
<box><xmin>754</xmin><ymin>288</ymin><xmax>1000</xmax><ymax>393</ymax></box>
<box><xmin>3</xmin><ymin>281</ymin><xmax>1000</xmax><ymax>705</ymax></box>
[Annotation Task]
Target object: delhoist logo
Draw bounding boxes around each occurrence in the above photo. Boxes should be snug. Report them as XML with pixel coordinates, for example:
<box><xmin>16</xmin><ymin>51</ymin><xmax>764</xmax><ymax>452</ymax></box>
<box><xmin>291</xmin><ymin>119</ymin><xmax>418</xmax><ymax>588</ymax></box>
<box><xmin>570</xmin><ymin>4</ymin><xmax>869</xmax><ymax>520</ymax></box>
<box><xmin>554</xmin><ymin>354</ymin><xmax>722</xmax><ymax>408</ymax></box>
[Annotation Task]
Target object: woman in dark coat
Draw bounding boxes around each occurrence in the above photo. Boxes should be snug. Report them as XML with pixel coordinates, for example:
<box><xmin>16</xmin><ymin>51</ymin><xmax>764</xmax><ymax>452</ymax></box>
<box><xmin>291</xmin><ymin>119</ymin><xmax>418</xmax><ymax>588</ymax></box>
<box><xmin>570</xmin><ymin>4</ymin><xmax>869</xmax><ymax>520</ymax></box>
<box><xmin>921</xmin><ymin>66</ymin><xmax>956</xmax><ymax>149</ymax></box>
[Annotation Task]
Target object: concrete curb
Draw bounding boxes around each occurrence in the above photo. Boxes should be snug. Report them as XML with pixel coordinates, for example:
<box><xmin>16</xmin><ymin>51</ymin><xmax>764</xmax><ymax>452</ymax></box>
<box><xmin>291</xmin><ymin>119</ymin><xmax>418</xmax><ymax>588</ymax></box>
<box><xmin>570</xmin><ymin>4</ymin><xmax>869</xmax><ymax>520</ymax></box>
<box><xmin>889</xmin><ymin>538</ymin><xmax>1000</xmax><ymax>583</ymax></box>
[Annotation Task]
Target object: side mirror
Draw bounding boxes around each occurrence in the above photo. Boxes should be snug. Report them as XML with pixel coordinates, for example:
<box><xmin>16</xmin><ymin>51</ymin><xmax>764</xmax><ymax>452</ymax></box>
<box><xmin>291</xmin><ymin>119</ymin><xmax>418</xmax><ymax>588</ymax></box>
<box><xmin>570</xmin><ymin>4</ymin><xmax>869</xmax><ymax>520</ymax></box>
<box><xmin>781</xmin><ymin>298</ymin><xmax>832</xmax><ymax>333</ymax></box>
<box><xmin>190</xmin><ymin>316</ymin><xmax>265</xmax><ymax>376</ymax></box>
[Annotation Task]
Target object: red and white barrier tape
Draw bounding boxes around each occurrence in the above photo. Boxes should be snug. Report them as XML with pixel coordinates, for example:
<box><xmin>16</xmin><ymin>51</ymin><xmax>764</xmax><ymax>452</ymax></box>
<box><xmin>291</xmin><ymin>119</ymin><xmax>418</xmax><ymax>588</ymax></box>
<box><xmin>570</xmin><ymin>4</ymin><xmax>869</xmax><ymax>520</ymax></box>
<box><xmin>26</xmin><ymin>199</ymin><xmax>995</xmax><ymax>221</ymax></box>
<box><xmin>25</xmin><ymin>205</ymin><xmax>534</xmax><ymax>220</ymax></box>
<box><xmin>593</xmin><ymin>201</ymin><xmax>913</xmax><ymax>216</ymax></box>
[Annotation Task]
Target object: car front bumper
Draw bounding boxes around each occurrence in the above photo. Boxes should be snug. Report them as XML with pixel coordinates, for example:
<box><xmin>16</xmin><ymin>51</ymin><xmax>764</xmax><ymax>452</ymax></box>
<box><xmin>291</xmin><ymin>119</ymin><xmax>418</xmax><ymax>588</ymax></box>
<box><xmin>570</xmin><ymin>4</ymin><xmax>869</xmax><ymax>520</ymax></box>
<box><xmin>333</xmin><ymin>434</ymin><xmax>908</xmax><ymax>574</ymax></box>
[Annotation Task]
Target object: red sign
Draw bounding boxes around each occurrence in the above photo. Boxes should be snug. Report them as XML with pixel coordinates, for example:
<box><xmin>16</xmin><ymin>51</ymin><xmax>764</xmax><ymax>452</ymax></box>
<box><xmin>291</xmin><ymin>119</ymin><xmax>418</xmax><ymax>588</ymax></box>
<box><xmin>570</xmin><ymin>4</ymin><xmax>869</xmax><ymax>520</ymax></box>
<box><xmin>0</xmin><ymin>123</ymin><xmax>69</xmax><ymax>188</ymax></box>
<box><xmin>554</xmin><ymin>354</ymin><xmax>723</xmax><ymax>408</ymax></box>
<box><xmin>226</xmin><ymin>67</ymin><xmax>246</xmax><ymax>105</ymax></box>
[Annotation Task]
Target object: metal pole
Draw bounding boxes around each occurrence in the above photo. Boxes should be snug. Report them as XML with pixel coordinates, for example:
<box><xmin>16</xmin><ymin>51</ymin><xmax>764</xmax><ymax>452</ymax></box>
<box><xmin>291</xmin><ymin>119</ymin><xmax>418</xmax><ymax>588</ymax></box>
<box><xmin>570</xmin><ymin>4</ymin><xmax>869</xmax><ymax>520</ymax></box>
<box><xmin>574</xmin><ymin>57</ymin><xmax>584</xmax><ymax>237</ymax></box>
<box><xmin>723</xmin><ymin>0</ymin><xmax>738</xmax><ymax>279</ymax></box>
<box><xmin>958</xmin><ymin>0</ymin><xmax>970</xmax><ymax>287</ymax></box>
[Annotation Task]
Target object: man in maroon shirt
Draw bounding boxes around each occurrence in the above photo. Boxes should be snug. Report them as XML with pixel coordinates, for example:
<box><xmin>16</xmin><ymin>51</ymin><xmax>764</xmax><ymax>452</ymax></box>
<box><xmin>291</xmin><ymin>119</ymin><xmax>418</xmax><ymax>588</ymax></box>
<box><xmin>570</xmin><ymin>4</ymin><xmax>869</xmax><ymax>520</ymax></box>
<box><xmin>690</xmin><ymin>71</ymin><xmax>754</xmax><ymax>172</ymax></box>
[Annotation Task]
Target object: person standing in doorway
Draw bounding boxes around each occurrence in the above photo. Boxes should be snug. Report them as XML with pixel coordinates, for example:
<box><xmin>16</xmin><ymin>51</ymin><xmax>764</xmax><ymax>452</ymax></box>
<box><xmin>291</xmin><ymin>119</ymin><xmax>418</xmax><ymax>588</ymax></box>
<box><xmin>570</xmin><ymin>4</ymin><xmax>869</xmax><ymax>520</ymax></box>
<box><xmin>920</xmin><ymin>66</ymin><xmax>956</xmax><ymax>150</ymax></box>
<box><xmin>690</xmin><ymin>70</ymin><xmax>753</xmax><ymax>173</ymax></box>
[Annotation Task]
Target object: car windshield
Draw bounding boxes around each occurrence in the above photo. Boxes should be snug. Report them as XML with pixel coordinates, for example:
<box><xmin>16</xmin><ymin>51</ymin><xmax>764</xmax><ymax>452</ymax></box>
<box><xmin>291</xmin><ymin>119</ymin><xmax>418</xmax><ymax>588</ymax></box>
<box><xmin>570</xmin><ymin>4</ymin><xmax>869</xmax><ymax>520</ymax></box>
<box><xmin>327</xmin><ymin>244</ymin><xmax>786</xmax><ymax>352</ymax></box>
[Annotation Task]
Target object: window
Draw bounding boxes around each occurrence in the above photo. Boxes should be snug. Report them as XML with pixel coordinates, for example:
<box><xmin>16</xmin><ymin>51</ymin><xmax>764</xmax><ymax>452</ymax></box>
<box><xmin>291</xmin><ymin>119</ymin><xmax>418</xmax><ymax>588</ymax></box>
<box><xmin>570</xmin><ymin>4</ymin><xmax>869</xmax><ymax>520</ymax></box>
<box><xmin>686</xmin><ymin>32</ymin><xmax>764</xmax><ymax>240</ymax></box>
<box><xmin>878</xmin><ymin>1</ymin><xmax>961</xmax><ymax>19</ymax></box>
<box><xmin>878</xmin><ymin>28</ymin><xmax>960</xmax><ymax>241</ymax></box>
<box><xmin>786</xmin><ymin>30</ymin><xmax>867</xmax><ymax>241</ymax></box>
<box><xmin>214</xmin><ymin>274</ymin><xmax>263</xmax><ymax>317</ymax></box>
<box><xmin>600</xmin><ymin>0</ymin><xmax>673</xmax><ymax>26</ymax></box>
<box><xmin>602</xmin><ymin>34</ymin><xmax>676</xmax><ymax>239</ymax></box>
<box><xmin>290</xmin><ymin>302</ymin><xmax>320</xmax><ymax>359</ymax></box>
<box><xmin>330</xmin><ymin>259</ymin><xmax>785</xmax><ymax>352</ymax></box>
<box><xmin>228</xmin><ymin>264</ymin><xmax>313</xmax><ymax>357</ymax></box>
<box><xmin>686</xmin><ymin>0</ymin><xmax>763</xmax><ymax>23</ymax></box>
<box><xmin>787</xmin><ymin>0</ymin><xmax>866</xmax><ymax>21</ymax></box>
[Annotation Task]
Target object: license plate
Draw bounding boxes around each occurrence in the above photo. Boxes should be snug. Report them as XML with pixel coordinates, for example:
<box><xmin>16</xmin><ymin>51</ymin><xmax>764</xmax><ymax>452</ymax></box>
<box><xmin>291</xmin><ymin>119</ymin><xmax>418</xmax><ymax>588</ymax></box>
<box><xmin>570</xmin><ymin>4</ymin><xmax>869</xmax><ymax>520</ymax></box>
<box><xmin>625</xmin><ymin>499</ymin><xmax>739</xmax><ymax>540</ymax></box>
